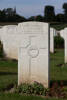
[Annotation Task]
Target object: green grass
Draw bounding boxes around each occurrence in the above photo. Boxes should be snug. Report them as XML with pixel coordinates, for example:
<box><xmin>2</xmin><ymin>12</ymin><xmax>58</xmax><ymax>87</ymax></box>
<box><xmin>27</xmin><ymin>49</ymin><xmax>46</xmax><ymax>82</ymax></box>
<box><xmin>0</xmin><ymin>93</ymin><xmax>66</xmax><ymax>100</ymax></box>
<box><xmin>50</xmin><ymin>49</ymin><xmax>67</xmax><ymax>83</ymax></box>
<box><xmin>0</xmin><ymin>60</ymin><xmax>18</xmax><ymax>91</ymax></box>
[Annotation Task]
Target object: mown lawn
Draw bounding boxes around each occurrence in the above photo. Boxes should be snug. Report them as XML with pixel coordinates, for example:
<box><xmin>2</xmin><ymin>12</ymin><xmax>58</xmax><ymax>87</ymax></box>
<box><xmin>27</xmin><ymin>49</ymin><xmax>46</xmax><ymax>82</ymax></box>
<box><xmin>0</xmin><ymin>49</ymin><xmax>67</xmax><ymax>99</ymax></box>
<box><xmin>0</xmin><ymin>93</ymin><xmax>66</xmax><ymax>100</ymax></box>
<box><xmin>0</xmin><ymin>60</ymin><xmax>18</xmax><ymax>91</ymax></box>
<box><xmin>50</xmin><ymin>49</ymin><xmax>67</xmax><ymax>82</ymax></box>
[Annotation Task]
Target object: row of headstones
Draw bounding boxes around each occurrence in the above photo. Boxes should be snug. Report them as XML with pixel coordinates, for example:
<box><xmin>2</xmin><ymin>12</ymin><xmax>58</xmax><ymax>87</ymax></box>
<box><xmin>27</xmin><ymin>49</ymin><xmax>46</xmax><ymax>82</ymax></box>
<box><xmin>50</xmin><ymin>27</ymin><xmax>67</xmax><ymax>63</ymax></box>
<box><xmin>51</xmin><ymin>28</ymin><xmax>67</xmax><ymax>63</ymax></box>
<box><xmin>0</xmin><ymin>24</ymin><xmax>56</xmax><ymax>59</ymax></box>
<box><xmin>0</xmin><ymin>22</ymin><xmax>64</xmax><ymax>88</ymax></box>
<box><xmin>60</xmin><ymin>28</ymin><xmax>67</xmax><ymax>63</ymax></box>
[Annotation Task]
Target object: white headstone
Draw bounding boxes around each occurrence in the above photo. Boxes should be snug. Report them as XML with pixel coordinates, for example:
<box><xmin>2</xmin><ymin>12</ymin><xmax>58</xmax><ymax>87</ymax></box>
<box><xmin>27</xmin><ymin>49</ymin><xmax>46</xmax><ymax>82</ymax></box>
<box><xmin>54</xmin><ymin>29</ymin><xmax>57</xmax><ymax>36</ymax></box>
<box><xmin>50</xmin><ymin>28</ymin><xmax>54</xmax><ymax>53</ymax></box>
<box><xmin>60</xmin><ymin>28</ymin><xmax>67</xmax><ymax>63</ymax></box>
<box><xmin>2</xmin><ymin>25</ymin><xmax>17</xmax><ymax>34</ymax></box>
<box><xmin>0</xmin><ymin>25</ymin><xmax>20</xmax><ymax>59</ymax></box>
<box><xmin>64</xmin><ymin>28</ymin><xmax>67</xmax><ymax>63</ymax></box>
<box><xmin>0</xmin><ymin>26</ymin><xmax>3</xmax><ymax>41</ymax></box>
<box><xmin>18</xmin><ymin>22</ymin><xmax>50</xmax><ymax>88</ymax></box>
<box><xmin>60</xmin><ymin>29</ymin><xmax>65</xmax><ymax>39</ymax></box>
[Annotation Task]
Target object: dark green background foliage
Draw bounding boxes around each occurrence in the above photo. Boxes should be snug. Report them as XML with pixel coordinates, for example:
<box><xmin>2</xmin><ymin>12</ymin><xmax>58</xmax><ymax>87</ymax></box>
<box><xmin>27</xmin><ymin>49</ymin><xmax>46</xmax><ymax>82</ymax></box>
<box><xmin>63</xmin><ymin>3</ymin><xmax>67</xmax><ymax>22</ymax></box>
<box><xmin>44</xmin><ymin>6</ymin><xmax>55</xmax><ymax>22</ymax></box>
<box><xmin>0</xmin><ymin>8</ymin><xmax>27</xmax><ymax>22</ymax></box>
<box><xmin>54</xmin><ymin>36</ymin><xmax>64</xmax><ymax>48</ymax></box>
<box><xmin>0</xmin><ymin>3</ymin><xmax>67</xmax><ymax>22</ymax></box>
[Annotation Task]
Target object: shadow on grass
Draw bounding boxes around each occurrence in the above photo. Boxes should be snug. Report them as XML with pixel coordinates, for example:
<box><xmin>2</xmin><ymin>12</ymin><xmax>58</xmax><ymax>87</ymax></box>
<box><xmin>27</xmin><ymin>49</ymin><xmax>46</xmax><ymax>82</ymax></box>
<box><xmin>0</xmin><ymin>72</ymin><xmax>17</xmax><ymax>75</ymax></box>
<box><xmin>50</xmin><ymin>80</ymin><xmax>67</xmax><ymax>87</ymax></box>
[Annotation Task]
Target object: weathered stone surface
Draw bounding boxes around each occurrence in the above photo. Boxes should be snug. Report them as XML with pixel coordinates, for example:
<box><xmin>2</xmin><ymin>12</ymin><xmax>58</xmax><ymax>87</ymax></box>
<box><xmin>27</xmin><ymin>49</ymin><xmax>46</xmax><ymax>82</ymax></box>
<box><xmin>60</xmin><ymin>28</ymin><xmax>67</xmax><ymax>63</ymax></box>
<box><xmin>50</xmin><ymin>28</ymin><xmax>54</xmax><ymax>53</ymax></box>
<box><xmin>0</xmin><ymin>25</ymin><xmax>18</xmax><ymax>59</ymax></box>
<box><xmin>64</xmin><ymin>28</ymin><xmax>67</xmax><ymax>63</ymax></box>
<box><xmin>18</xmin><ymin>22</ymin><xmax>50</xmax><ymax>88</ymax></box>
<box><xmin>54</xmin><ymin>29</ymin><xmax>57</xmax><ymax>36</ymax></box>
<box><xmin>60</xmin><ymin>29</ymin><xmax>65</xmax><ymax>39</ymax></box>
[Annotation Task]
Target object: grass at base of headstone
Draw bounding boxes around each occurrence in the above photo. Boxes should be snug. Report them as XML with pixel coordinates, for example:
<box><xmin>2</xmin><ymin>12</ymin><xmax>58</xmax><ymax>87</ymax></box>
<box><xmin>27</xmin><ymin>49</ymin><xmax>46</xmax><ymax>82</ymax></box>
<box><xmin>0</xmin><ymin>93</ymin><xmax>66</xmax><ymax>100</ymax></box>
<box><xmin>0</xmin><ymin>59</ymin><xmax>18</xmax><ymax>91</ymax></box>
